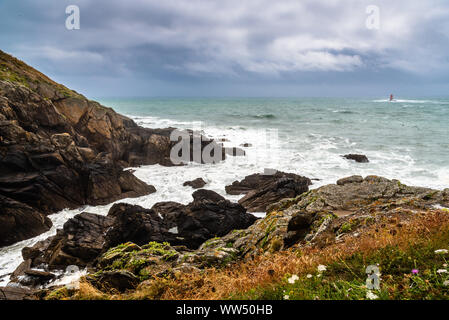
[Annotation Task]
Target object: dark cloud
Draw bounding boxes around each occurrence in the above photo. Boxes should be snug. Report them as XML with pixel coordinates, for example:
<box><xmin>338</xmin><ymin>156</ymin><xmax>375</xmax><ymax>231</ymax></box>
<box><xmin>1</xmin><ymin>0</ymin><xmax>448</xmax><ymax>97</ymax></box>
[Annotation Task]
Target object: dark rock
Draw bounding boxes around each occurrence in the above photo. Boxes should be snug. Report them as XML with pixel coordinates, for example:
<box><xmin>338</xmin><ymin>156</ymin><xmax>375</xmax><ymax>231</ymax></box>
<box><xmin>107</xmin><ymin>190</ymin><xmax>257</xmax><ymax>250</ymax></box>
<box><xmin>19</xmin><ymin>212</ymin><xmax>114</xmax><ymax>271</ymax></box>
<box><xmin>183</xmin><ymin>178</ymin><xmax>207</xmax><ymax>189</ymax></box>
<box><xmin>240</xmin><ymin>143</ymin><xmax>252</xmax><ymax>147</ymax></box>
<box><xmin>104</xmin><ymin>203</ymin><xmax>172</xmax><ymax>249</ymax></box>
<box><xmin>343</xmin><ymin>154</ymin><xmax>369</xmax><ymax>163</ymax></box>
<box><xmin>0</xmin><ymin>195</ymin><xmax>52</xmax><ymax>247</ymax></box>
<box><xmin>0</xmin><ymin>286</ymin><xmax>36</xmax><ymax>300</ymax></box>
<box><xmin>192</xmin><ymin>189</ymin><xmax>226</xmax><ymax>202</ymax></box>
<box><xmin>18</xmin><ymin>270</ymin><xmax>56</xmax><ymax>287</ymax></box>
<box><xmin>226</xmin><ymin>171</ymin><xmax>312</xmax><ymax>212</ymax></box>
<box><xmin>337</xmin><ymin>175</ymin><xmax>364</xmax><ymax>186</ymax></box>
<box><xmin>88</xmin><ymin>271</ymin><xmax>139</xmax><ymax>292</ymax></box>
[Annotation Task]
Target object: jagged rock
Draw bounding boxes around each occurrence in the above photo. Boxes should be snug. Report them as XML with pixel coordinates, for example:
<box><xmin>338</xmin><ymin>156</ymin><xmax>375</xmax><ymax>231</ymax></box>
<box><xmin>226</xmin><ymin>171</ymin><xmax>312</xmax><ymax>212</ymax></box>
<box><xmin>183</xmin><ymin>178</ymin><xmax>207</xmax><ymax>189</ymax></box>
<box><xmin>13</xmin><ymin>190</ymin><xmax>258</xmax><ymax>279</ymax></box>
<box><xmin>343</xmin><ymin>154</ymin><xmax>369</xmax><ymax>163</ymax></box>
<box><xmin>104</xmin><ymin>203</ymin><xmax>174</xmax><ymax>249</ymax></box>
<box><xmin>19</xmin><ymin>212</ymin><xmax>115</xmax><ymax>271</ymax></box>
<box><xmin>0</xmin><ymin>195</ymin><xmax>52</xmax><ymax>247</ymax></box>
<box><xmin>0</xmin><ymin>286</ymin><xmax>36</xmax><ymax>300</ymax></box>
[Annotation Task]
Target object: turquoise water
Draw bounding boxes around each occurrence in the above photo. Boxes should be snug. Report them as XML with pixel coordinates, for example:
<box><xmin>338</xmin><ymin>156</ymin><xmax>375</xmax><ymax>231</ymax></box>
<box><xmin>99</xmin><ymin>97</ymin><xmax>449</xmax><ymax>189</ymax></box>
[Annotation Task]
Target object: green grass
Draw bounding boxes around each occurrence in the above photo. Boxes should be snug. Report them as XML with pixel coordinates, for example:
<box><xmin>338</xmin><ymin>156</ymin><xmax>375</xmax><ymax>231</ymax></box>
<box><xmin>230</xmin><ymin>229</ymin><xmax>449</xmax><ymax>300</ymax></box>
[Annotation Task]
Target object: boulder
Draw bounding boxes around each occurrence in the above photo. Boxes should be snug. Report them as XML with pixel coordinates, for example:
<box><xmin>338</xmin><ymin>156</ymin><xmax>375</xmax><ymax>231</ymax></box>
<box><xmin>226</xmin><ymin>171</ymin><xmax>312</xmax><ymax>212</ymax></box>
<box><xmin>183</xmin><ymin>178</ymin><xmax>207</xmax><ymax>189</ymax></box>
<box><xmin>19</xmin><ymin>212</ymin><xmax>115</xmax><ymax>270</ymax></box>
<box><xmin>0</xmin><ymin>286</ymin><xmax>36</xmax><ymax>300</ymax></box>
<box><xmin>0</xmin><ymin>195</ymin><xmax>52</xmax><ymax>247</ymax></box>
<box><xmin>343</xmin><ymin>154</ymin><xmax>369</xmax><ymax>163</ymax></box>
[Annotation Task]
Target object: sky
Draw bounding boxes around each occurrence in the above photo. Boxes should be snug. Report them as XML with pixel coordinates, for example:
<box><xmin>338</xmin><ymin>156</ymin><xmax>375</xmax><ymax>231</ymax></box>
<box><xmin>1</xmin><ymin>0</ymin><xmax>449</xmax><ymax>98</ymax></box>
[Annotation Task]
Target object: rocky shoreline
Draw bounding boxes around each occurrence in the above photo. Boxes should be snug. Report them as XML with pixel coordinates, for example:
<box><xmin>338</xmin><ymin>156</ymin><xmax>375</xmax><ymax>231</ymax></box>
<box><xmin>0</xmin><ymin>50</ymin><xmax>242</xmax><ymax>247</ymax></box>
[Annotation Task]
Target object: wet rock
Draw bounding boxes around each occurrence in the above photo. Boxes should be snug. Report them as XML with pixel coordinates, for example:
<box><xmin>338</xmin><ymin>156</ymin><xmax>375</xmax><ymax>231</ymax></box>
<box><xmin>0</xmin><ymin>195</ymin><xmax>52</xmax><ymax>247</ymax></box>
<box><xmin>343</xmin><ymin>154</ymin><xmax>369</xmax><ymax>163</ymax></box>
<box><xmin>226</xmin><ymin>171</ymin><xmax>312</xmax><ymax>212</ymax></box>
<box><xmin>183</xmin><ymin>178</ymin><xmax>207</xmax><ymax>189</ymax></box>
<box><xmin>19</xmin><ymin>212</ymin><xmax>115</xmax><ymax>271</ymax></box>
<box><xmin>0</xmin><ymin>286</ymin><xmax>36</xmax><ymax>300</ymax></box>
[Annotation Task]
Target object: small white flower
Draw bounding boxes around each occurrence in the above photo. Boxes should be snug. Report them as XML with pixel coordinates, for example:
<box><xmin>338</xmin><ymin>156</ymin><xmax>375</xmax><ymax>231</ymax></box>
<box><xmin>443</xmin><ymin>264</ymin><xmax>448</xmax><ymax>268</ymax></box>
<box><xmin>283</xmin><ymin>295</ymin><xmax>290</xmax><ymax>300</ymax></box>
<box><xmin>317</xmin><ymin>265</ymin><xmax>327</xmax><ymax>273</ymax></box>
<box><xmin>317</xmin><ymin>274</ymin><xmax>322</xmax><ymax>278</ymax></box>
<box><xmin>443</xmin><ymin>280</ymin><xmax>449</xmax><ymax>287</ymax></box>
<box><xmin>287</xmin><ymin>275</ymin><xmax>299</xmax><ymax>284</ymax></box>
<box><xmin>437</xmin><ymin>269</ymin><xmax>448</xmax><ymax>274</ymax></box>
<box><xmin>435</xmin><ymin>249</ymin><xmax>448</xmax><ymax>254</ymax></box>
<box><xmin>306</xmin><ymin>274</ymin><xmax>313</xmax><ymax>279</ymax></box>
<box><xmin>366</xmin><ymin>291</ymin><xmax>379</xmax><ymax>300</ymax></box>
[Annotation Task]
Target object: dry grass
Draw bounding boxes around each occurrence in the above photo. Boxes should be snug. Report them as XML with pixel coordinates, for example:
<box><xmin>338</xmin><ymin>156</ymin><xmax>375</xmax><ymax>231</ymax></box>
<box><xmin>69</xmin><ymin>209</ymin><xmax>446</xmax><ymax>300</ymax></box>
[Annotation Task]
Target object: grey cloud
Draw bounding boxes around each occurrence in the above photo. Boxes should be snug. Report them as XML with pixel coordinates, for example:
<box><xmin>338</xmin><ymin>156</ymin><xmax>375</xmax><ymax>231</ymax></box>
<box><xmin>0</xmin><ymin>0</ymin><xmax>448</xmax><ymax>96</ymax></box>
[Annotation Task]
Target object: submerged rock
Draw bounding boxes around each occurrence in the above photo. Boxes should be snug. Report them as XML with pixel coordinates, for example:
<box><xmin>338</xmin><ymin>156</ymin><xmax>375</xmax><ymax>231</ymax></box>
<box><xmin>183</xmin><ymin>178</ymin><xmax>207</xmax><ymax>189</ymax></box>
<box><xmin>343</xmin><ymin>154</ymin><xmax>369</xmax><ymax>163</ymax></box>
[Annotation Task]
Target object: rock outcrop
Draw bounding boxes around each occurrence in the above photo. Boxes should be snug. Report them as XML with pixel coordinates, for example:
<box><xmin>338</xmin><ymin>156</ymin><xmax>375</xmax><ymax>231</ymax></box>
<box><xmin>225</xmin><ymin>171</ymin><xmax>312</xmax><ymax>212</ymax></box>
<box><xmin>217</xmin><ymin>175</ymin><xmax>449</xmax><ymax>257</ymax></box>
<box><xmin>343</xmin><ymin>154</ymin><xmax>369</xmax><ymax>163</ymax></box>
<box><xmin>183</xmin><ymin>178</ymin><xmax>207</xmax><ymax>189</ymax></box>
<box><xmin>0</xmin><ymin>50</ymin><xmax>234</xmax><ymax>246</ymax></box>
<box><xmin>12</xmin><ymin>190</ymin><xmax>257</xmax><ymax>284</ymax></box>
<box><xmin>0</xmin><ymin>195</ymin><xmax>52</xmax><ymax>247</ymax></box>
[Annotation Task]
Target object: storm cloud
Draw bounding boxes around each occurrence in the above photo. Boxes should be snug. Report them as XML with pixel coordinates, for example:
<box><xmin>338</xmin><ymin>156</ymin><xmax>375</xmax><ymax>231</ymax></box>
<box><xmin>1</xmin><ymin>0</ymin><xmax>448</xmax><ymax>97</ymax></box>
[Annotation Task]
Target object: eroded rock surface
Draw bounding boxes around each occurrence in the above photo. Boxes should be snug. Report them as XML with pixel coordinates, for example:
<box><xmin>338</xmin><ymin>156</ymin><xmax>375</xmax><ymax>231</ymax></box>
<box><xmin>225</xmin><ymin>171</ymin><xmax>312</xmax><ymax>212</ymax></box>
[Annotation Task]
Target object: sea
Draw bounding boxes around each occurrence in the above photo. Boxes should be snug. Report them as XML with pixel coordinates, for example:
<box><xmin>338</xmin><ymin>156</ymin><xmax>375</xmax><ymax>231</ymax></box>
<box><xmin>1</xmin><ymin>97</ymin><xmax>448</xmax><ymax>285</ymax></box>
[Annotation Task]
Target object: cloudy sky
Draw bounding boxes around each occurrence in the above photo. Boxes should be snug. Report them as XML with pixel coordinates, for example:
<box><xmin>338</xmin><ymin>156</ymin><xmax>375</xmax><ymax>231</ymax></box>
<box><xmin>1</xmin><ymin>0</ymin><xmax>449</xmax><ymax>98</ymax></box>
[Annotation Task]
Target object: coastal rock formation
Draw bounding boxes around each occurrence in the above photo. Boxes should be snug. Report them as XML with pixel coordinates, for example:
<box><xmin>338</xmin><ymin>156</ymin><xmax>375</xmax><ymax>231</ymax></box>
<box><xmin>225</xmin><ymin>171</ymin><xmax>312</xmax><ymax>212</ymax></box>
<box><xmin>216</xmin><ymin>175</ymin><xmax>449</xmax><ymax>257</ymax></box>
<box><xmin>13</xmin><ymin>190</ymin><xmax>257</xmax><ymax>282</ymax></box>
<box><xmin>76</xmin><ymin>176</ymin><xmax>449</xmax><ymax>294</ymax></box>
<box><xmin>0</xmin><ymin>50</ymin><xmax>234</xmax><ymax>247</ymax></box>
<box><xmin>183</xmin><ymin>178</ymin><xmax>207</xmax><ymax>189</ymax></box>
<box><xmin>0</xmin><ymin>195</ymin><xmax>52</xmax><ymax>247</ymax></box>
<box><xmin>343</xmin><ymin>154</ymin><xmax>369</xmax><ymax>163</ymax></box>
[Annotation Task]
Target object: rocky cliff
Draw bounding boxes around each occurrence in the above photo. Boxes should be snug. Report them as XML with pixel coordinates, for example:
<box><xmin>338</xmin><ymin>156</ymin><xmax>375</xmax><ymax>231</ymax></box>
<box><xmin>0</xmin><ymin>50</ymin><xmax>229</xmax><ymax>247</ymax></box>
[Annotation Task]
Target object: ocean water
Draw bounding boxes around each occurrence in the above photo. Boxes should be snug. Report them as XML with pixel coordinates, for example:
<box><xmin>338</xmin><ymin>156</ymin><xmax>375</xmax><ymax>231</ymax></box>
<box><xmin>1</xmin><ymin>97</ymin><xmax>449</xmax><ymax>285</ymax></box>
